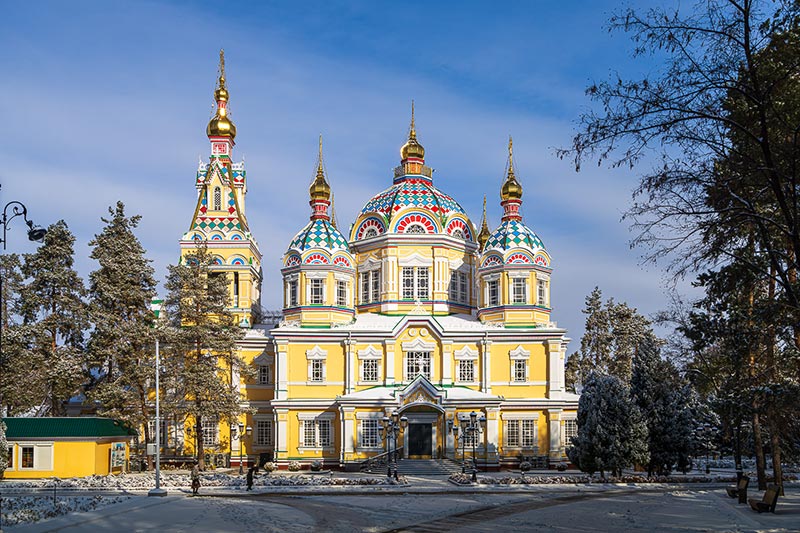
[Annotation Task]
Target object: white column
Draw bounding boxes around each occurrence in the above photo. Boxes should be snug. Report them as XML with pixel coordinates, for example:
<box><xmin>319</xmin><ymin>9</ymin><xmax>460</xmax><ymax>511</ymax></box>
<box><xmin>547</xmin><ymin>409</ymin><xmax>562</xmax><ymax>465</ymax></box>
<box><xmin>344</xmin><ymin>338</ymin><xmax>355</xmax><ymax>394</ymax></box>
<box><xmin>480</xmin><ymin>337</ymin><xmax>492</xmax><ymax>394</ymax></box>
<box><xmin>385</xmin><ymin>340</ymin><xmax>396</xmax><ymax>385</ymax></box>
<box><xmin>445</xmin><ymin>409</ymin><xmax>456</xmax><ymax>458</ymax></box>
<box><xmin>275</xmin><ymin>340</ymin><xmax>289</xmax><ymax>401</ymax></box>
<box><xmin>441</xmin><ymin>340</ymin><xmax>452</xmax><ymax>386</ymax></box>
<box><xmin>547</xmin><ymin>340</ymin><xmax>565</xmax><ymax>399</ymax></box>
<box><xmin>275</xmin><ymin>408</ymin><xmax>288</xmax><ymax>460</ymax></box>
<box><xmin>485</xmin><ymin>407</ymin><xmax>500</xmax><ymax>464</ymax></box>
<box><xmin>342</xmin><ymin>407</ymin><xmax>355</xmax><ymax>457</ymax></box>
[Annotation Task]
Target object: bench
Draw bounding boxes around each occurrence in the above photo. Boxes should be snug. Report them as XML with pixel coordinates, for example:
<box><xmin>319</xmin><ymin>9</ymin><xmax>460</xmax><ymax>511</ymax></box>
<box><xmin>726</xmin><ymin>475</ymin><xmax>749</xmax><ymax>503</ymax></box>
<box><xmin>748</xmin><ymin>484</ymin><xmax>780</xmax><ymax>513</ymax></box>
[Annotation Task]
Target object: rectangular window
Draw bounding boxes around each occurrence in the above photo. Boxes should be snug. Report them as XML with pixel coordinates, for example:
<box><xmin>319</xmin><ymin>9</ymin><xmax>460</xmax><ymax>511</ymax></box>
<box><xmin>202</xmin><ymin>418</ymin><xmax>219</xmax><ymax>448</ymax></box>
<box><xmin>302</xmin><ymin>420</ymin><xmax>316</xmax><ymax>447</ymax></box>
<box><xmin>513</xmin><ymin>360</ymin><xmax>527</xmax><ymax>382</ymax></box>
<box><xmin>362</xmin><ymin>270</ymin><xmax>381</xmax><ymax>304</ymax></box>
<box><xmin>507</xmin><ymin>420</ymin><xmax>537</xmax><ymax>448</ymax></box>
<box><xmin>362</xmin><ymin>359</ymin><xmax>379</xmax><ymax>382</ymax></box>
<box><xmin>7</xmin><ymin>446</ymin><xmax>12</xmax><ymax>469</ymax></box>
<box><xmin>288</xmin><ymin>280</ymin><xmax>298</xmax><ymax>306</ymax></box>
<box><xmin>406</xmin><ymin>351</ymin><xmax>431</xmax><ymax>380</ymax></box>
<box><xmin>310</xmin><ymin>360</ymin><xmax>324</xmax><ymax>382</ymax></box>
<box><xmin>402</xmin><ymin>267</ymin><xmax>415</xmax><ymax>299</ymax></box>
<box><xmin>147</xmin><ymin>419</ymin><xmax>169</xmax><ymax>447</ymax></box>
<box><xmin>563</xmin><ymin>419</ymin><xmax>578</xmax><ymax>447</ymax></box>
<box><xmin>256</xmin><ymin>420</ymin><xmax>273</xmax><ymax>447</ymax></box>
<box><xmin>512</xmin><ymin>278</ymin><xmax>527</xmax><ymax>304</ymax></box>
<box><xmin>459</xmin><ymin>271</ymin><xmax>468</xmax><ymax>304</ymax></box>
<box><xmin>360</xmin><ymin>419</ymin><xmax>381</xmax><ymax>448</ymax></box>
<box><xmin>538</xmin><ymin>280</ymin><xmax>547</xmax><ymax>306</ymax></box>
<box><xmin>371</xmin><ymin>271</ymin><xmax>380</xmax><ymax>302</ymax></box>
<box><xmin>21</xmin><ymin>446</ymin><xmax>34</xmax><ymax>468</ymax></box>
<box><xmin>460</xmin><ymin>420</ymin><xmax>479</xmax><ymax>447</ymax></box>
<box><xmin>310</xmin><ymin>279</ymin><xmax>324</xmax><ymax>305</ymax></box>
<box><xmin>258</xmin><ymin>365</ymin><xmax>271</xmax><ymax>385</ymax></box>
<box><xmin>336</xmin><ymin>280</ymin><xmax>347</xmax><ymax>307</ymax></box>
<box><xmin>402</xmin><ymin>267</ymin><xmax>429</xmax><ymax>300</ymax></box>
<box><xmin>318</xmin><ymin>420</ymin><xmax>332</xmax><ymax>447</ymax></box>
<box><xmin>457</xmin><ymin>360</ymin><xmax>475</xmax><ymax>382</ymax></box>
<box><xmin>487</xmin><ymin>280</ymin><xmax>499</xmax><ymax>306</ymax></box>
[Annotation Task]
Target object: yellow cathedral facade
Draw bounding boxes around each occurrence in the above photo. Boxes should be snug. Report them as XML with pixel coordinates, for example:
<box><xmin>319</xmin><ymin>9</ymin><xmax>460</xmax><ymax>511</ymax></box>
<box><xmin>178</xmin><ymin>52</ymin><xmax>578</xmax><ymax>471</ymax></box>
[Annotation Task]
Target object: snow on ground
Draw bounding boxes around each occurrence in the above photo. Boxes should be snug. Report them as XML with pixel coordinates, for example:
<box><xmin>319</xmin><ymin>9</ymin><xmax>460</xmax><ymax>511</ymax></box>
<box><xmin>0</xmin><ymin>495</ymin><xmax>130</xmax><ymax>527</ymax></box>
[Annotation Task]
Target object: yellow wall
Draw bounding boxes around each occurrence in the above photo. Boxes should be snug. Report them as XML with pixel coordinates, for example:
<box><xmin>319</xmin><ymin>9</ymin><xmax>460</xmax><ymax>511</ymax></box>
<box><xmin>4</xmin><ymin>440</ymin><xmax>129</xmax><ymax>479</ymax></box>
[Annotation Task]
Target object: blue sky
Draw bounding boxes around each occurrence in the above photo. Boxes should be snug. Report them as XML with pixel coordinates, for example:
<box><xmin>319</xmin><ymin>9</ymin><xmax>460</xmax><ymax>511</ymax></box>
<box><xmin>1</xmin><ymin>0</ymin><xmax>688</xmax><ymax>346</ymax></box>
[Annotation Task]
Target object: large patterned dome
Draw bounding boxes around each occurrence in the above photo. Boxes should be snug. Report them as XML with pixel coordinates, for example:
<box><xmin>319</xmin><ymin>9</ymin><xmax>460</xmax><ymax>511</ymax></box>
<box><xmin>287</xmin><ymin>219</ymin><xmax>350</xmax><ymax>254</ymax></box>
<box><xmin>352</xmin><ymin>178</ymin><xmax>475</xmax><ymax>241</ymax></box>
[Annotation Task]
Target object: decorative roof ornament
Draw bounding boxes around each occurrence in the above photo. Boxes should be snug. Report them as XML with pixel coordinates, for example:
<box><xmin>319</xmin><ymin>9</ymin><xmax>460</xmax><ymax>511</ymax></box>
<box><xmin>207</xmin><ymin>49</ymin><xmax>237</xmax><ymax>140</ymax></box>
<box><xmin>400</xmin><ymin>100</ymin><xmax>425</xmax><ymax>161</ymax></box>
<box><xmin>500</xmin><ymin>136</ymin><xmax>522</xmax><ymax>202</ymax></box>
<box><xmin>477</xmin><ymin>195</ymin><xmax>491</xmax><ymax>251</ymax></box>
<box><xmin>309</xmin><ymin>135</ymin><xmax>331</xmax><ymax>201</ymax></box>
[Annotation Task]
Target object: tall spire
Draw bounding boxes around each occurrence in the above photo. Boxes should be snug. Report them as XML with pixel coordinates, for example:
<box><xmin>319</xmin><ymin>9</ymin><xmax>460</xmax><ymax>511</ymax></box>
<box><xmin>309</xmin><ymin>135</ymin><xmax>332</xmax><ymax>220</ymax></box>
<box><xmin>330</xmin><ymin>193</ymin><xmax>338</xmax><ymax>229</ymax></box>
<box><xmin>400</xmin><ymin>100</ymin><xmax>425</xmax><ymax>161</ymax></box>
<box><xmin>477</xmin><ymin>195</ymin><xmax>491</xmax><ymax>251</ymax></box>
<box><xmin>207</xmin><ymin>49</ymin><xmax>237</xmax><ymax>143</ymax></box>
<box><xmin>501</xmin><ymin>136</ymin><xmax>523</xmax><ymax>221</ymax></box>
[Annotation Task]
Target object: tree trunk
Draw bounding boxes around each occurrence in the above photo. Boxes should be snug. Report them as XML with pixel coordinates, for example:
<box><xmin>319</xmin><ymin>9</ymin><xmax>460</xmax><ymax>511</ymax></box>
<box><xmin>752</xmin><ymin>412</ymin><xmax>767</xmax><ymax>490</ymax></box>
<box><xmin>768</xmin><ymin>408</ymin><xmax>784</xmax><ymax>495</ymax></box>
<box><xmin>196</xmin><ymin>415</ymin><xmax>204</xmax><ymax>470</ymax></box>
<box><xmin>766</xmin><ymin>266</ymin><xmax>783</xmax><ymax>495</ymax></box>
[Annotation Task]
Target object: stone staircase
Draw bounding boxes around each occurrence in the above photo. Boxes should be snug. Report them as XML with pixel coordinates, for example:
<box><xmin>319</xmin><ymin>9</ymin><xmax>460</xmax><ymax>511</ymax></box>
<box><xmin>396</xmin><ymin>459</ymin><xmax>463</xmax><ymax>477</ymax></box>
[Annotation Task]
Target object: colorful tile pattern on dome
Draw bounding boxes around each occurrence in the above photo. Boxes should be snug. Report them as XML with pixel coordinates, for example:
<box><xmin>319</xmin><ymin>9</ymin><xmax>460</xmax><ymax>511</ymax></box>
<box><xmin>193</xmin><ymin>216</ymin><xmax>242</xmax><ymax>232</ymax></box>
<box><xmin>485</xmin><ymin>220</ymin><xmax>546</xmax><ymax>253</ymax></box>
<box><xmin>287</xmin><ymin>219</ymin><xmax>350</xmax><ymax>254</ymax></box>
<box><xmin>359</xmin><ymin>179</ymin><xmax>467</xmax><ymax>223</ymax></box>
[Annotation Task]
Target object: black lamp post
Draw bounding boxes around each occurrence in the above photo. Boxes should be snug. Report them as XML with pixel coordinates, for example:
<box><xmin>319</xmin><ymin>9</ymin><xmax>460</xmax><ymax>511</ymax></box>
<box><xmin>233</xmin><ymin>422</ymin><xmax>252</xmax><ymax>474</ymax></box>
<box><xmin>0</xmin><ymin>196</ymin><xmax>47</xmax><ymax>415</ymax></box>
<box><xmin>381</xmin><ymin>411</ymin><xmax>407</xmax><ymax>480</ymax></box>
<box><xmin>451</xmin><ymin>412</ymin><xmax>486</xmax><ymax>481</ymax></box>
<box><xmin>449</xmin><ymin>420</ymin><xmax>465</xmax><ymax>473</ymax></box>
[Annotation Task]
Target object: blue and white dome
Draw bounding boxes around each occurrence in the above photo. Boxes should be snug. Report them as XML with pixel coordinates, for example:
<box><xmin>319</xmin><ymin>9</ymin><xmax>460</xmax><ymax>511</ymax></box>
<box><xmin>480</xmin><ymin>219</ymin><xmax>550</xmax><ymax>269</ymax></box>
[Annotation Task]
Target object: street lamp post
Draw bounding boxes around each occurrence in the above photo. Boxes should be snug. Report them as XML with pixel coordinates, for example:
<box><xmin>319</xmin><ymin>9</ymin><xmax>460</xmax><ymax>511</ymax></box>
<box><xmin>0</xmin><ymin>194</ymin><xmax>47</xmax><ymax>416</ymax></box>
<box><xmin>233</xmin><ymin>422</ymin><xmax>252</xmax><ymax>474</ymax></box>
<box><xmin>381</xmin><ymin>411</ymin><xmax>407</xmax><ymax>480</ymax></box>
<box><xmin>448</xmin><ymin>420</ymin><xmax>464</xmax><ymax>473</ymax></box>
<box><xmin>148</xmin><ymin>304</ymin><xmax>166</xmax><ymax>497</ymax></box>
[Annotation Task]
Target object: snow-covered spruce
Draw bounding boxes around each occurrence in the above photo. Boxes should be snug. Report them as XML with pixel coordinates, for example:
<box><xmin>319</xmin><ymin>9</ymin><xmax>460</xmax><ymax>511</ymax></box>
<box><xmin>0</xmin><ymin>495</ymin><xmax>129</xmax><ymax>526</ymax></box>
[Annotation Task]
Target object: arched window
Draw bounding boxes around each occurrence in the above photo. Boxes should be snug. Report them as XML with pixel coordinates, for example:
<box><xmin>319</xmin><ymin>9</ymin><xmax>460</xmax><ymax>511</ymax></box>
<box><xmin>452</xmin><ymin>228</ymin><xmax>466</xmax><ymax>239</ymax></box>
<box><xmin>405</xmin><ymin>224</ymin><xmax>426</xmax><ymax>234</ymax></box>
<box><xmin>213</xmin><ymin>187</ymin><xmax>222</xmax><ymax>211</ymax></box>
<box><xmin>364</xmin><ymin>228</ymin><xmax>378</xmax><ymax>238</ymax></box>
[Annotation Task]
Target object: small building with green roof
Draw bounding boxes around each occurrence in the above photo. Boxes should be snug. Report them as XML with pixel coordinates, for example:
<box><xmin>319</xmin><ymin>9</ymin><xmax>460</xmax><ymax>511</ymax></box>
<box><xmin>2</xmin><ymin>417</ymin><xmax>136</xmax><ymax>479</ymax></box>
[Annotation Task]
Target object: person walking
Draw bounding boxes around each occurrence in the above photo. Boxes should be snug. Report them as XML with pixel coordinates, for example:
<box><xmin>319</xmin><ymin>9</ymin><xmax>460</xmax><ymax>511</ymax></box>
<box><xmin>246</xmin><ymin>466</ymin><xmax>256</xmax><ymax>491</ymax></box>
<box><xmin>191</xmin><ymin>462</ymin><xmax>201</xmax><ymax>496</ymax></box>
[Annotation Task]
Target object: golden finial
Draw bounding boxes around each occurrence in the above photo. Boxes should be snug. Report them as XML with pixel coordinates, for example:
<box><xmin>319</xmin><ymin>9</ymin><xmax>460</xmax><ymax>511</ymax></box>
<box><xmin>401</xmin><ymin>100</ymin><xmax>425</xmax><ymax>160</ymax></box>
<box><xmin>330</xmin><ymin>193</ymin><xmax>338</xmax><ymax>229</ymax></box>
<box><xmin>501</xmin><ymin>135</ymin><xmax>523</xmax><ymax>201</ymax></box>
<box><xmin>477</xmin><ymin>194</ymin><xmax>491</xmax><ymax>251</ymax></box>
<box><xmin>309</xmin><ymin>134</ymin><xmax>331</xmax><ymax>201</ymax></box>
<box><xmin>207</xmin><ymin>49</ymin><xmax>236</xmax><ymax>139</ymax></box>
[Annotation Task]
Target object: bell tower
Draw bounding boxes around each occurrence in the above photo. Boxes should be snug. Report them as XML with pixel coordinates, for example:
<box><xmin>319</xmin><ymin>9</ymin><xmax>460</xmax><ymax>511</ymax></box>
<box><xmin>180</xmin><ymin>50</ymin><xmax>263</xmax><ymax>326</ymax></box>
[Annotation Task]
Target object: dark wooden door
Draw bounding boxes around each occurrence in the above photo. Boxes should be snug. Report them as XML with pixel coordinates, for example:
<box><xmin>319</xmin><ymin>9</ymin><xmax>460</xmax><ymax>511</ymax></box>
<box><xmin>408</xmin><ymin>423</ymin><xmax>432</xmax><ymax>457</ymax></box>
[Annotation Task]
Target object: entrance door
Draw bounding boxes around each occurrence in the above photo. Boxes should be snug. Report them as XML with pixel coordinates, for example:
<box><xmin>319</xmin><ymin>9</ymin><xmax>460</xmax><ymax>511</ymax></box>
<box><xmin>408</xmin><ymin>423</ymin><xmax>432</xmax><ymax>458</ymax></box>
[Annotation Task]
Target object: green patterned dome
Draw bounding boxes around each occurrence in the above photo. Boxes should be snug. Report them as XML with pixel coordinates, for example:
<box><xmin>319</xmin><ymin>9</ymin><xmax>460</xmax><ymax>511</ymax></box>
<box><xmin>484</xmin><ymin>219</ymin><xmax>546</xmax><ymax>255</ymax></box>
<box><xmin>287</xmin><ymin>219</ymin><xmax>350</xmax><ymax>255</ymax></box>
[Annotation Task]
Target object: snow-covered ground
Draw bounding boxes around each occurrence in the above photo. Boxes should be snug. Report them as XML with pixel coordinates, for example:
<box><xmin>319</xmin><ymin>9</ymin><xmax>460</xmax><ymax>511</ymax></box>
<box><xmin>0</xmin><ymin>495</ymin><xmax>130</xmax><ymax>527</ymax></box>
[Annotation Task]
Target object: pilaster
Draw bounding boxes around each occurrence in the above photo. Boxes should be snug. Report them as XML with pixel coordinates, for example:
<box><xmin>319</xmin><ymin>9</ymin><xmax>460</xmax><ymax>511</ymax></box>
<box><xmin>547</xmin><ymin>408</ymin><xmax>563</xmax><ymax>465</ymax></box>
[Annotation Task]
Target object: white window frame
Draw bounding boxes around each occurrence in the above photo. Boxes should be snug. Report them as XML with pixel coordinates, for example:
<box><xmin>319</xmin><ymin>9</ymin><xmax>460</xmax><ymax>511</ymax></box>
<box><xmin>336</xmin><ymin>279</ymin><xmax>348</xmax><ymax>307</ymax></box>
<box><xmin>405</xmin><ymin>351</ymin><xmax>431</xmax><ymax>380</ymax></box>
<box><xmin>509</xmin><ymin>345</ymin><xmax>530</xmax><ymax>383</ymax></box>
<box><xmin>16</xmin><ymin>442</ymin><xmax>54</xmax><ymax>471</ymax></box>
<box><xmin>258</xmin><ymin>364</ymin><xmax>272</xmax><ymax>385</ymax></box>
<box><xmin>457</xmin><ymin>359</ymin><xmax>475</xmax><ymax>383</ymax></box>
<box><xmin>358</xmin><ymin>418</ymin><xmax>382</xmax><ymax>449</ymax></box>
<box><xmin>306</xmin><ymin>346</ymin><xmax>328</xmax><ymax>384</ymax></box>
<box><xmin>358</xmin><ymin>345</ymin><xmax>382</xmax><ymax>384</ymax></box>
<box><xmin>503</xmin><ymin>413</ymin><xmax>539</xmax><ymax>450</ymax></box>
<box><xmin>512</xmin><ymin>277</ymin><xmax>527</xmax><ymax>304</ymax></box>
<box><xmin>482</xmin><ymin>273</ymin><xmax>501</xmax><ymax>307</ymax></box>
<box><xmin>255</xmin><ymin>419</ymin><xmax>273</xmax><ymax>447</ymax></box>
<box><xmin>359</xmin><ymin>269</ymin><xmax>381</xmax><ymax>304</ymax></box>
<box><xmin>538</xmin><ymin>279</ymin><xmax>548</xmax><ymax>306</ymax></box>
<box><xmin>401</xmin><ymin>267</ymin><xmax>429</xmax><ymax>300</ymax></box>
<box><xmin>562</xmin><ymin>417</ymin><xmax>578</xmax><ymax>449</ymax></box>
<box><xmin>201</xmin><ymin>417</ymin><xmax>219</xmax><ymax>448</ymax></box>
<box><xmin>309</xmin><ymin>278</ymin><xmax>324</xmax><ymax>305</ymax></box>
<box><xmin>449</xmin><ymin>270</ymin><xmax>469</xmax><ymax>304</ymax></box>
<box><xmin>298</xmin><ymin>412</ymin><xmax>335</xmax><ymax>449</ymax></box>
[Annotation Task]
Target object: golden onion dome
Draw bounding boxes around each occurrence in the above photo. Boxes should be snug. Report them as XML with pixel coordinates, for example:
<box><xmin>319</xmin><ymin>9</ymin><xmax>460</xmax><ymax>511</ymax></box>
<box><xmin>309</xmin><ymin>135</ymin><xmax>331</xmax><ymax>201</ymax></box>
<box><xmin>400</xmin><ymin>101</ymin><xmax>425</xmax><ymax>160</ymax></box>
<box><xmin>500</xmin><ymin>136</ymin><xmax>522</xmax><ymax>200</ymax></box>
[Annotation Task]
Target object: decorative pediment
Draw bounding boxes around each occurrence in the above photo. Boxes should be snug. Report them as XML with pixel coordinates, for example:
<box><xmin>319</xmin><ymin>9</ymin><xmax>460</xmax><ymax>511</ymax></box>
<box><xmin>358</xmin><ymin>256</ymin><xmax>382</xmax><ymax>271</ymax></box>
<box><xmin>398</xmin><ymin>252</ymin><xmax>433</xmax><ymax>267</ymax></box>
<box><xmin>401</xmin><ymin>337</ymin><xmax>436</xmax><ymax>352</ymax></box>
<box><xmin>454</xmin><ymin>346</ymin><xmax>479</xmax><ymax>360</ymax></box>
<box><xmin>253</xmin><ymin>351</ymin><xmax>274</xmax><ymax>365</ymax></box>
<box><xmin>306</xmin><ymin>345</ymin><xmax>328</xmax><ymax>360</ymax></box>
<box><xmin>509</xmin><ymin>345</ymin><xmax>530</xmax><ymax>360</ymax></box>
<box><xmin>358</xmin><ymin>345</ymin><xmax>382</xmax><ymax>359</ymax></box>
<box><xmin>397</xmin><ymin>375</ymin><xmax>443</xmax><ymax>407</ymax></box>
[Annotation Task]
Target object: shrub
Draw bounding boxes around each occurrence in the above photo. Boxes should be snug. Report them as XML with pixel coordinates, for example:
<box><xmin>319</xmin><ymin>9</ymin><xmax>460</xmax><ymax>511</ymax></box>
<box><xmin>310</xmin><ymin>460</ymin><xmax>322</xmax><ymax>472</ymax></box>
<box><xmin>519</xmin><ymin>461</ymin><xmax>532</xmax><ymax>472</ymax></box>
<box><xmin>288</xmin><ymin>461</ymin><xmax>301</xmax><ymax>472</ymax></box>
<box><xmin>262</xmin><ymin>462</ymin><xmax>277</xmax><ymax>473</ymax></box>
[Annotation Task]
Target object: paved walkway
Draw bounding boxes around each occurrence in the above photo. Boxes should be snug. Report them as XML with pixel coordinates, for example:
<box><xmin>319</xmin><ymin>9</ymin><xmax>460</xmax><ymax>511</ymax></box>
<box><xmin>7</xmin><ymin>482</ymin><xmax>798</xmax><ymax>532</ymax></box>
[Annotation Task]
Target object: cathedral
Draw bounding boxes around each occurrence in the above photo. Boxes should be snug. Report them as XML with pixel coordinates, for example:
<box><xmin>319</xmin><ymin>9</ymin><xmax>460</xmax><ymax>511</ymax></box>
<box><xmin>179</xmin><ymin>52</ymin><xmax>578</xmax><ymax>471</ymax></box>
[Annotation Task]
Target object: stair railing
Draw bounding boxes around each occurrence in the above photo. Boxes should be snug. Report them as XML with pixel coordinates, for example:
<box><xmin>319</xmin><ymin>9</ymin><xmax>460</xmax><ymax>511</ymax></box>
<box><xmin>359</xmin><ymin>446</ymin><xmax>404</xmax><ymax>472</ymax></box>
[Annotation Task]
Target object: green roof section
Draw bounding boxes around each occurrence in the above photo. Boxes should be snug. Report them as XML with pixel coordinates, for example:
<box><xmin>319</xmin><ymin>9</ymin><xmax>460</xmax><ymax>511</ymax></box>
<box><xmin>2</xmin><ymin>417</ymin><xmax>137</xmax><ymax>439</ymax></box>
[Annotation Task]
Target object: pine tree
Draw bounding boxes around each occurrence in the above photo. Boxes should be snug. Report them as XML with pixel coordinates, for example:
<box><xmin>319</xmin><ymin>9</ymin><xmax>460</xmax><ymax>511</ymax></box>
<box><xmin>162</xmin><ymin>242</ymin><xmax>251</xmax><ymax>469</ymax></box>
<box><xmin>631</xmin><ymin>336</ymin><xmax>697</xmax><ymax>475</ymax></box>
<box><xmin>87</xmin><ymin>202</ymin><xmax>157</xmax><ymax>450</ymax></box>
<box><xmin>20</xmin><ymin>221</ymin><xmax>87</xmax><ymax>416</ymax></box>
<box><xmin>0</xmin><ymin>253</ymin><xmax>42</xmax><ymax>416</ymax></box>
<box><xmin>568</xmin><ymin>373</ymin><xmax>649</xmax><ymax>478</ymax></box>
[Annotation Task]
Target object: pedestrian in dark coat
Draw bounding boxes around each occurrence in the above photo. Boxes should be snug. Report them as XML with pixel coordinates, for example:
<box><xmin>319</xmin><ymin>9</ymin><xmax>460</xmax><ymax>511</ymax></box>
<box><xmin>246</xmin><ymin>466</ymin><xmax>256</xmax><ymax>491</ymax></box>
<box><xmin>191</xmin><ymin>462</ymin><xmax>201</xmax><ymax>495</ymax></box>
